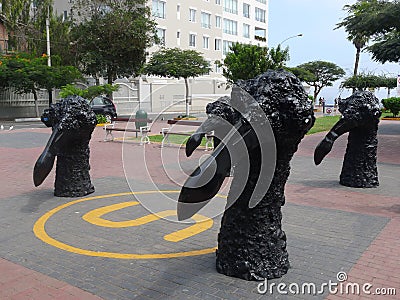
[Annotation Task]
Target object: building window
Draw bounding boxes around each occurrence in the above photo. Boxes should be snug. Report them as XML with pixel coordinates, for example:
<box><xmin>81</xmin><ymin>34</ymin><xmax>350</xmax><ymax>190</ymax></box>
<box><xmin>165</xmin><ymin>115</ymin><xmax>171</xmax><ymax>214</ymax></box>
<box><xmin>223</xmin><ymin>40</ymin><xmax>234</xmax><ymax>55</ymax></box>
<box><xmin>243</xmin><ymin>24</ymin><xmax>250</xmax><ymax>38</ymax></box>
<box><xmin>255</xmin><ymin>7</ymin><xmax>266</xmax><ymax>23</ymax></box>
<box><xmin>215</xmin><ymin>16</ymin><xmax>222</xmax><ymax>28</ymax></box>
<box><xmin>157</xmin><ymin>28</ymin><xmax>166</xmax><ymax>45</ymax></box>
<box><xmin>189</xmin><ymin>34</ymin><xmax>196</xmax><ymax>47</ymax></box>
<box><xmin>177</xmin><ymin>5</ymin><xmax>180</xmax><ymax>19</ymax></box>
<box><xmin>243</xmin><ymin>3</ymin><xmax>250</xmax><ymax>18</ymax></box>
<box><xmin>216</xmin><ymin>0</ymin><xmax>221</xmax><ymax>5</ymax></box>
<box><xmin>152</xmin><ymin>0</ymin><xmax>166</xmax><ymax>19</ymax></box>
<box><xmin>177</xmin><ymin>31</ymin><xmax>181</xmax><ymax>45</ymax></box>
<box><xmin>189</xmin><ymin>9</ymin><xmax>196</xmax><ymax>22</ymax></box>
<box><xmin>201</xmin><ymin>12</ymin><xmax>211</xmax><ymax>29</ymax></box>
<box><xmin>223</xmin><ymin>18</ymin><xmax>237</xmax><ymax>35</ymax></box>
<box><xmin>224</xmin><ymin>0</ymin><xmax>238</xmax><ymax>15</ymax></box>
<box><xmin>203</xmin><ymin>36</ymin><xmax>210</xmax><ymax>49</ymax></box>
<box><xmin>215</xmin><ymin>63</ymin><xmax>222</xmax><ymax>73</ymax></box>
<box><xmin>215</xmin><ymin>38</ymin><xmax>221</xmax><ymax>51</ymax></box>
<box><xmin>256</xmin><ymin>0</ymin><xmax>267</xmax><ymax>4</ymax></box>
<box><xmin>255</xmin><ymin>27</ymin><xmax>266</xmax><ymax>42</ymax></box>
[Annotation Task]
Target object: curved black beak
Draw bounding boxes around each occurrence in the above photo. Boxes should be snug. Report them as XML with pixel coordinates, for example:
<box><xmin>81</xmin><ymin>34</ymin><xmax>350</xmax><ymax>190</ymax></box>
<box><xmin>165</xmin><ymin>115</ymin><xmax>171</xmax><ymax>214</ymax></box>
<box><xmin>33</xmin><ymin>127</ymin><xmax>64</xmax><ymax>187</ymax></box>
<box><xmin>178</xmin><ymin>118</ymin><xmax>260</xmax><ymax>220</ymax></box>
<box><xmin>314</xmin><ymin>117</ymin><xmax>356</xmax><ymax>165</ymax></box>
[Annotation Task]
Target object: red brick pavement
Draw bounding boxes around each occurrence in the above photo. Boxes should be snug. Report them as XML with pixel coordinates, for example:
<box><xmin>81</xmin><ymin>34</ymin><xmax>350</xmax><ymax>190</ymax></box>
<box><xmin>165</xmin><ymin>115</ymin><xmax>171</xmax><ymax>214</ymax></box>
<box><xmin>0</xmin><ymin>258</ymin><xmax>102</xmax><ymax>300</ymax></box>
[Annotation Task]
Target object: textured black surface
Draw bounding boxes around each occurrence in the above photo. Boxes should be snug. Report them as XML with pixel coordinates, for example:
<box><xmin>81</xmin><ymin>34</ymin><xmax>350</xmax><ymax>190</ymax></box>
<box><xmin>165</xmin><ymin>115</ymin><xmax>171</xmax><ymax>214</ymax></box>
<box><xmin>315</xmin><ymin>91</ymin><xmax>381</xmax><ymax>188</ymax></box>
<box><xmin>340</xmin><ymin>92</ymin><xmax>381</xmax><ymax>187</ymax></box>
<box><xmin>187</xmin><ymin>70</ymin><xmax>314</xmax><ymax>280</ymax></box>
<box><xmin>40</xmin><ymin>95</ymin><xmax>97</xmax><ymax>197</ymax></box>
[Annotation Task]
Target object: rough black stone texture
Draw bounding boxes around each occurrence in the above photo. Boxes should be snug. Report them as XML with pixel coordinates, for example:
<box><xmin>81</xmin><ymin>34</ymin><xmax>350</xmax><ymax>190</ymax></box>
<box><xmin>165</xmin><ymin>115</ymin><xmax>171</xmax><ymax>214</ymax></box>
<box><xmin>37</xmin><ymin>95</ymin><xmax>97</xmax><ymax>197</ymax></box>
<box><xmin>314</xmin><ymin>91</ymin><xmax>381</xmax><ymax>188</ymax></box>
<box><xmin>180</xmin><ymin>70</ymin><xmax>315</xmax><ymax>280</ymax></box>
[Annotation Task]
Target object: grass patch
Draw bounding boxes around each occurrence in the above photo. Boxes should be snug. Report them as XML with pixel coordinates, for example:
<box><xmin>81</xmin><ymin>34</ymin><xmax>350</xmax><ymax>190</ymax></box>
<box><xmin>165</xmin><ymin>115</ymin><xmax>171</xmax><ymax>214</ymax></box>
<box><xmin>381</xmin><ymin>111</ymin><xmax>398</xmax><ymax>119</ymax></box>
<box><xmin>307</xmin><ymin>115</ymin><xmax>340</xmax><ymax>135</ymax></box>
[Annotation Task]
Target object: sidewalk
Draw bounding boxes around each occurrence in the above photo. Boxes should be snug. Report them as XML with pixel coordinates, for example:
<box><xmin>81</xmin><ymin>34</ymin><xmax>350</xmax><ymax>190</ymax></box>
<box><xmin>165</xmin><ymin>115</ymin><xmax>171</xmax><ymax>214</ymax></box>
<box><xmin>0</xmin><ymin>119</ymin><xmax>398</xmax><ymax>299</ymax></box>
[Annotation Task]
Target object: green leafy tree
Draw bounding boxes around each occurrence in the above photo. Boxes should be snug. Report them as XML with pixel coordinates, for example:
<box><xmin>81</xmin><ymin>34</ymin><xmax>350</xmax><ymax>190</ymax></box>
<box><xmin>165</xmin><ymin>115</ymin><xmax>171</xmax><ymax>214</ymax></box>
<box><xmin>216</xmin><ymin>43</ymin><xmax>290</xmax><ymax>84</ymax></box>
<box><xmin>337</xmin><ymin>0</ymin><xmax>400</xmax><ymax>64</ymax></box>
<box><xmin>144</xmin><ymin>48</ymin><xmax>211</xmax><ymax>116</ymax></box>
<box><xmin>341</xmin><ymin>73</ymin><xmax>397</xmax><ymax>97</ymax></box>
<box><xmin>59</xmin><ymin>84</ymin><xmax>119</xmax><ymax>101</ymax></box>
<box><xmin>382</xmin><ymin>97</ymin><xmax>400</xmax><ymax>117</ymax></box>
<box><xmin>1</xmin><ymin>53</ymin><xmax>82</xmax><ymax>116</ymax></box>
<box><xmin>290</xmin><ymin>61</ymin><xmax>345</xmax><ymax>104</ymax></box>
<box><xmin>0</xmin><ymin>0</ymin><xmax>55</xmax><ymax>53</ymax></box>
<box><xmin>71</xmin><ymin>0</ymin><xmax>157</xmax><ymax>84</ymax></box>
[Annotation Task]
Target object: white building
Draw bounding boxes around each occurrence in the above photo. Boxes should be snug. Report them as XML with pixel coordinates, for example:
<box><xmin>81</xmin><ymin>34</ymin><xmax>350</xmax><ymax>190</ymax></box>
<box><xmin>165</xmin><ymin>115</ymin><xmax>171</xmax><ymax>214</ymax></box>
<box><xmin>53</xmin><ymin>0</ymin><xmax>269</xmax><ymax>114</ymax></box>
<box><xmin>149</xmin><ymin>0</ymin><xmax>268</xmax><ymax>76</ymax></box>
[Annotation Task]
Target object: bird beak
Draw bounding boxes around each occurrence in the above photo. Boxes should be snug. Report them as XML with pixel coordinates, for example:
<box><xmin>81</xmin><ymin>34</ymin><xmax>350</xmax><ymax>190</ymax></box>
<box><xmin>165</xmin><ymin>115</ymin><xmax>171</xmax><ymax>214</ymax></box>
<box><xmin>33</xmin><ymin>127</ymin><xmax>64</xmax><ymax>187</ymax></box>
<box><xmin>314</xmin><ymin>117</ymin><xmax>356</xmax><ymax>165</ymax></box>
<box><xmin>178</xmin><ymin>118</ymin><xmax>260</xmax><ymax>221</ymax></box>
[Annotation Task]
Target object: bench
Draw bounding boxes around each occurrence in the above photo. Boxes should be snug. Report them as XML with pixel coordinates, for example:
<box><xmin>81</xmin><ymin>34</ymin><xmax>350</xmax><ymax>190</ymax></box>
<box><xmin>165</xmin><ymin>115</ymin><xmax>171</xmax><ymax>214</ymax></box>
<box><xmin>104</xmin><ymin>118</ymin><xmax>153</xmax><ymax>145</ymax></box>
<box><xmin>161</xmin><ymin>119</ymin><xmax>214</xmax><ymax>151</ymax></box>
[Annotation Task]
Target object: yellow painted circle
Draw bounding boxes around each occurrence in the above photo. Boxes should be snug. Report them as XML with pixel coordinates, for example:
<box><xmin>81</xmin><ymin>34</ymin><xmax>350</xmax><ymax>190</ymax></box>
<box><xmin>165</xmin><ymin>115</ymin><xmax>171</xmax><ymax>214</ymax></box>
<box><xmin>33</xmin><ymin>190</ymin><xmax>218</xmax><ymax>259</ymax></box>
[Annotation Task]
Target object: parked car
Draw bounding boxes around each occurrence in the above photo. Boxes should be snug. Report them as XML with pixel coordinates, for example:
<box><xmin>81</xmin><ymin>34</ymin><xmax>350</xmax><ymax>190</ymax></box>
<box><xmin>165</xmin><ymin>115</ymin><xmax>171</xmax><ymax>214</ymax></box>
<box><xmin>88</xmin><ymin>96</ymin><xmax>117</xmax><ymax>123</ymax></box>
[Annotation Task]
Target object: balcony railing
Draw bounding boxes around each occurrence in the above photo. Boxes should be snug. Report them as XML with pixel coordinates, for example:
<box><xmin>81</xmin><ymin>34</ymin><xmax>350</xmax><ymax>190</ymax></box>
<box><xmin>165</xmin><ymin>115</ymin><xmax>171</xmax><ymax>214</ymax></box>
<box><xmin>223</xmin><ymin>29</ymin><xmax>237</xmax><ymax>35</ymax></box>
<box><xmin>223</xmin><ymin>7</ymin><xmax>238</xmax><ymax>14</ymax></box>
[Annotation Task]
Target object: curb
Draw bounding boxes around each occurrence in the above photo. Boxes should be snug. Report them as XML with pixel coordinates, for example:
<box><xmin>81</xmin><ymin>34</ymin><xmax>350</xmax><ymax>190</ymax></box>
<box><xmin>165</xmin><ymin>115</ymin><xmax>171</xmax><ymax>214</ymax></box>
<box><xmin>14</xmin><ymin>117</ymin><xmax>41</xmax><ymax>122</ymax></box>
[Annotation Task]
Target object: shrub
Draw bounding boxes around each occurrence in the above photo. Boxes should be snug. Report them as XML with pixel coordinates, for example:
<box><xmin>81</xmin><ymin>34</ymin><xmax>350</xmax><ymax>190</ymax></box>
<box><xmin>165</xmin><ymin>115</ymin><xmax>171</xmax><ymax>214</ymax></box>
<box><xmin>382</xmin><ymin>97</ymin><xmax>400</xmax><ymax>117</ymax></box>
<box><xmin>96</xmin><ymin>114</ymin><xmax>108</xmax><ymax>124</ymax></box>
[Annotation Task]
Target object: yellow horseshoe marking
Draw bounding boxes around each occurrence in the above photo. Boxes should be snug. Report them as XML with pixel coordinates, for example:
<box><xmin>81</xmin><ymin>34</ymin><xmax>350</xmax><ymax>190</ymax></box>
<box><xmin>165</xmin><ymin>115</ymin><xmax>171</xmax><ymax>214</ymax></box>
<box><xmin>82</xmin><ymin>203</ymin><xmax>214</xmax><ymax>242</ymax></box>
<box><xmin>33</xmin><ymin>191</ymin><xmax>218</xmax><ymax>259</ymax></box>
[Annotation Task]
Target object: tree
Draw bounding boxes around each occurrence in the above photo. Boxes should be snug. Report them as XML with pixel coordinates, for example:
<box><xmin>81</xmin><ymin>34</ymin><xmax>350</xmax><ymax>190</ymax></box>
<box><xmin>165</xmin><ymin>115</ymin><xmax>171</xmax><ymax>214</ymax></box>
<box><xmin>0</xmin><ymin>53</ymin><xmax>82</xmax><ymax>116</ymax></box>
<box><xmin>71</xmin><ymin>0</ymin><xmax>157</xmax><ymax>84</ymax></box>
<box><xmin>336</xmin><ymin>1</ymin><xmax>371</xmax><ymax>77</ymax></box>
<box><xmin>144</xmin><ymin>48</ymin><xmax>211</xmax><ymax>116</ymax></box>
<box><xmin>382</xmin><ymin>97</ymin><xmax>400</xmax><ymax>117</ymax></box>
<box><xmin>341</xmin><ymin>73</ymin><xmax>397</xmax><ymax>97</ymax></box>
<box><xmin>59</xmin><ymin>84</ymin><xmax>119</xmax><ymax>101</ymax></box>
<box><xmin>0</xmin><ymin>0</ymin><xmax>54</xmax><ymax>53</ymax></box>
<box><xmin>337</xmin><ymin>0</ymin><xmax>400</xmax><ymax>64</ymax></box>
<box><xmin>290</xmin><ymin>61</ymin><xmax>345</xmax><ymax>104</ymax></box>
<box><xmin>216</xmin><ymin>43</ymin><xmax>290</xmax><ymax>84</ymax></box>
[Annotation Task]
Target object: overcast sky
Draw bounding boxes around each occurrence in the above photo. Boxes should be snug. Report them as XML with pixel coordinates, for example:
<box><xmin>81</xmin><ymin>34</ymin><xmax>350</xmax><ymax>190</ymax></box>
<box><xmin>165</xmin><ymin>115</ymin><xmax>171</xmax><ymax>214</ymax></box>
<box><xmin>268</xmin><ymin>0</ymin><xmax>399</xmax><ymax>102</ymax></box>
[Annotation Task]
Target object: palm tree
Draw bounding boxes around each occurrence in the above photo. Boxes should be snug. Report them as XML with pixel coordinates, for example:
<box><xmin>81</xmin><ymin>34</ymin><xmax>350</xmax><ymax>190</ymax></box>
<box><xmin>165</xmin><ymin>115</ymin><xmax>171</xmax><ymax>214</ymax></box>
<box><xmin>350</xmin><ymin>34</ymin><xmax>369</xmax><ymax>76</ymax></box>
<box><xmin>336</xmin><ymin>1</ymin><xmax>371</xmax><ymax>91</ymax></box>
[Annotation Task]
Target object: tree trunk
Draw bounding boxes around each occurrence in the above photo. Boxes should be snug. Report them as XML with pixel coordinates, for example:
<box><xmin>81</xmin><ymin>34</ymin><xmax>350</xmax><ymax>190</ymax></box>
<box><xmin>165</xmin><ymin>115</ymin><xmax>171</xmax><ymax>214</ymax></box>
<box><xmin>353</xmin><ymin>47</ymin><xmax>361</xmax><ymax>77</ymax></box>
<box><xmin>33</xmin><ymin>89</ymin><xmax>40</xmax><ymax>117</ymax></box>
<box><xmin>48</xmin><ymin>89</ymin><xmax>52</xmax><ymax>106</ymax></box>
<box><xmin>184</xmin><ymin>77</ymin><xmax>190</xmax><ymax>117</ymax></box>
<box><xmin>107</xmin><ymin>69</ymin><xmax>114</xmax><ymax>99</ymax></box>
<box><xmin>353</xmin><ymin>46</ymin><xmax>361</xmax><ymax>93</ymax></box>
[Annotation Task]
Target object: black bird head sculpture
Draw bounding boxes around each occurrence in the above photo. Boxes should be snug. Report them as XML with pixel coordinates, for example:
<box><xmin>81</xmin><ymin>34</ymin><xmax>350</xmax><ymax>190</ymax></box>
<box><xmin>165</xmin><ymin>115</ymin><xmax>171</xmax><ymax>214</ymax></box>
<box><xmin>314</xmin><ymin>91</ymin><xmax>381</xmax><ymax>187</ymax></box>
<box><xmin>178</xmin><ymin>70</ymin><xmax>315</xmax><ymax>280</ymax></box>
<box><xmin>33</xmin><ymin>95</ymin><xmax>97</xmax><ymax>197</ymax></box>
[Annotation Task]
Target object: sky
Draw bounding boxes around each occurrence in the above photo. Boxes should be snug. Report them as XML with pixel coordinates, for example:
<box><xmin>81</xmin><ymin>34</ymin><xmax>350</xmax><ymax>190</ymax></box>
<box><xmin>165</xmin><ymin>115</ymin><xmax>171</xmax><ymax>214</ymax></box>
<box><xmin>268</xmin><ymin>0</ymin><xmax>400</xmax><ymax>104</ymax></box>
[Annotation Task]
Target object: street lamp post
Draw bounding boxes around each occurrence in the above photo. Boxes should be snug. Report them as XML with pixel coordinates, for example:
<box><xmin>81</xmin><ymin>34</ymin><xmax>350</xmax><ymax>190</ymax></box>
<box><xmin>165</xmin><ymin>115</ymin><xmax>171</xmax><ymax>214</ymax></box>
<box><xmin>46</xmin><ymin>6</ymin><xmax>52</xmax><ymax>105</ymax></box>
<box><xmin>279</xmin><ymin>33</ymin><xmax>303</xmax><ymax>46</ymax></box>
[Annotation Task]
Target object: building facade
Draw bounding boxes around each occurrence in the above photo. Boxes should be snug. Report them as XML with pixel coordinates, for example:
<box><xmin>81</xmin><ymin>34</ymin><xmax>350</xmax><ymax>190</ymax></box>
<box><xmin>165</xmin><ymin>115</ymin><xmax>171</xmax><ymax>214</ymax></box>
<box><xmin>149</xmin><ymin>0</ymin><xmax>268</xmax><ymax>76</ymax></box>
